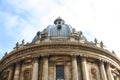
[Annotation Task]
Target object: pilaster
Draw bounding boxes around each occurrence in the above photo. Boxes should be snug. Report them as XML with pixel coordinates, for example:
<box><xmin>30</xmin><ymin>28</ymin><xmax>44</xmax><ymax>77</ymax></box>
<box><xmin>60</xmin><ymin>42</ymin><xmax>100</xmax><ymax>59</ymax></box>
<box><xmin>72</xmin><ymin>56</ymin><xmax>78</xmax><ymax>80</ymax></box>
<box><xmin>42</xmin><ymin>56</ymin><xmax>48</xmax><ymax>80</ymax></box>
<box><xmin>81</xmin><ymin>57</ymin><xmax>89</xmax><ymax>80</ymax></box>
<box><xmin>32</xmin><ymin>58</ymin><xmax>39</xmax><ymax>80</ymax></box>
<box><xmin>106</xmin><ymin>63</ymin><xmax>114</xmax><ymax>80</ymax></box>
<box><xmin>13</xmin><ymin>62</ymin><xmax>21</xmax><ymax>80</ymax></box>
<box><xmin>99</xmin><ymin>61</ymin><xmax>107</xmax><ymax>80</ymax></box>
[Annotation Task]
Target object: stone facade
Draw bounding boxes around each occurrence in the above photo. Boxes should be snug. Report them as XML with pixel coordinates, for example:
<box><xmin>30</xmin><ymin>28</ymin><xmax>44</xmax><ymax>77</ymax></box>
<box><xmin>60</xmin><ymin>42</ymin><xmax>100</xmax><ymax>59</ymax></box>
<box><xmin>0</xmin><ymin>17</ymin><xmax>120</xmax><ymax>80</ymax></box>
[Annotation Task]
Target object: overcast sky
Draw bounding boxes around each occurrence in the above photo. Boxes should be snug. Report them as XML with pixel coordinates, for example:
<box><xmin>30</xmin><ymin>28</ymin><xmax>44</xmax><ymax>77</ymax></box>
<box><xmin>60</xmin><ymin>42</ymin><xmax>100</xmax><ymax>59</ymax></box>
<box><xmin>0</xmin><ymin>0</ymin><xmax>120</xmax><ymax>59</ymax></box>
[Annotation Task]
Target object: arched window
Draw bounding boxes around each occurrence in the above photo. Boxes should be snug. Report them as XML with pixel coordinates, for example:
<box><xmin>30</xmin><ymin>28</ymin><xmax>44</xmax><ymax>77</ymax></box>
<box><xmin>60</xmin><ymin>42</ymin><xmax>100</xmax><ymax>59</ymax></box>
<box><xmin>23</xmin><ymin>69</ymin><xmax>31</xmax><ymax>80</ymax></box>
<box><xmin>2</xmin><ymin>71</ymin><xmax>9</xmax><ymax>80</ymax></box>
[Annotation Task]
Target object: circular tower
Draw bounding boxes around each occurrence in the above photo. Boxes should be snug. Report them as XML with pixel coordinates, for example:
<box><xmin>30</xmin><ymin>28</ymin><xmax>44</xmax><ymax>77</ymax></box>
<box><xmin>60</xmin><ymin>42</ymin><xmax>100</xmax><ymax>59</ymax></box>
<box><xmin>0</xmin><ymin>17</ymin><xmax>120</xmax><ymax>80</ymax></box>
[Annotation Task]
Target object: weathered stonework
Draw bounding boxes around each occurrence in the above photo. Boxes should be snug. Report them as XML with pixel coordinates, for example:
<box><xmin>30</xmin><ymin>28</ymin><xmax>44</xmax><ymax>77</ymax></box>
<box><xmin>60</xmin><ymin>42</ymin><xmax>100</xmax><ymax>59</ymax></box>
<box><xmin>0</xmin><ymin>17</ymin><xmax>120</xmax><ymax>80</ymax></box>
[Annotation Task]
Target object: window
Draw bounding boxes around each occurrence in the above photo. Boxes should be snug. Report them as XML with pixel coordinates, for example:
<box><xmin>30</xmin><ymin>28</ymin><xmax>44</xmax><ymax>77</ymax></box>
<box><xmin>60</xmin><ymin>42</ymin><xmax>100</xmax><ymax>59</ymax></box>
<box><xmin>24</xmin><ymin>69</ymin><xmax>31</xmax><ymax>80</ymax></box>
<box><xmin>56</xmin><ymin>66</ymin><xmax>64</xmax><ymax>80</ymax></box>
<box><xmin>91</xmin><ymin>68</ymin><xmax>97</xmax><ymax>80</ymax></box>
<box><xmin>2</xmin><ymin>71</ymin><xmax>9</xmax><ymax>80</ymax></box>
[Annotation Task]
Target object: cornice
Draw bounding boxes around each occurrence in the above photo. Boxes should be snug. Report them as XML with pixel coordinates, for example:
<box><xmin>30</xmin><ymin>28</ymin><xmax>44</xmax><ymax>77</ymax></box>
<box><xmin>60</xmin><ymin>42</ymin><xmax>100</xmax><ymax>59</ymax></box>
<box><xmin>0</xmin><ymin>42</ymin><xmax>120</xmax><ymax>71</ymax></box>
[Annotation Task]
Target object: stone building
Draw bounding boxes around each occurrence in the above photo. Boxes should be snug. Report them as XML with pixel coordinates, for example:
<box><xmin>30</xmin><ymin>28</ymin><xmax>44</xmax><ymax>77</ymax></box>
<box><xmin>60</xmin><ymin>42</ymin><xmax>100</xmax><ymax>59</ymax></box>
<box><xmin>0</xmin><ymin>17</ymin><xmax>120</xmax><ymax>80</ymax></box>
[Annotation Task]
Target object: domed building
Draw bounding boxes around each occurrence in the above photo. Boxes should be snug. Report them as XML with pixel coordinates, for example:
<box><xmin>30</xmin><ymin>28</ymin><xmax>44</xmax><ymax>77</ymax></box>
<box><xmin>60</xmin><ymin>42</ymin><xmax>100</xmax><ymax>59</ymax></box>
<box><xmin>0</xmin><ymin>17</ymin><xmax>120</xmax><ymax>80</ymax></box>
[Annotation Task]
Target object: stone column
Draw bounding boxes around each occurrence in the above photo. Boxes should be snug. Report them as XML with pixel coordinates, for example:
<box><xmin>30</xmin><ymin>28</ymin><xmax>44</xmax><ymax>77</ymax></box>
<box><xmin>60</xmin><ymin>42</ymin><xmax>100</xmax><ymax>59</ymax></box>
<box><xmin>81</xmin><ymin>57</ymin><xmax>89</xmax><ymax>80</ymax></box>
<box><xmin>106</xmin><ymin>63</ymin><xmax>114</xmax><ymax>80</ymax></box>
<box><xmin>42</xmin><ymin>56</ymin><xmax>48</xmax><ymax>80</ymax></box>
<box><xmin>32</xmin><ymin>58</ymin><xmax>39</xmax><ymax>80</ymax></box>
<box><xmin>13</xmin><ymin>62</ymin><xmax>21</xmax><ymax>80</ymax></box>
<box><xmin>72</xmin><ymin>56</ymin><xmax>79</xmax><ymax>80</ymax></box>
<box><xmin>65</xmin><ymin>63</ymin><xmax>70</xmax><ymax>80</ymax></box>
<box><xmin>99</xmin><ymin>61</ymin><xmax>107</xmax><ymax>80</ymax></box>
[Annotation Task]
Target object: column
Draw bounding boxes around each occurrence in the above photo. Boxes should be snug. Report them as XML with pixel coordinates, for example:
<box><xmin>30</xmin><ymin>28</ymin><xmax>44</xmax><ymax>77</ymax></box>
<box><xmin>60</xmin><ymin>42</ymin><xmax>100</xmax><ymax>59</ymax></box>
<box><xmin>65</xmin><ymin>63</ymin><xmax>70</xmax><ymax>80</ymax></box>
<box><xmin>81</xmin><ymin>57</ymin><xmax>89</xmax><ymax>80</ymax></box>
<box><xmin>99</xmin><ymin>61</ymin><xmax>107</xmax><ymax>80</ymax></box>
<box><xmin>42</xmin><ymin>56</ymin><xmax>48</xmax><ymax>80</ymax></box>
<box><xmin>72</xmin><ymin>56</ymin><xmax>79</xmax><ymax>80</ymax></box>
<box><xmin>32</xmin><ymin>58</ymin><xmax>39</xmax><ymax>80</ymax></box>
<box><xmin>13</xmin><ymin>62</ymin><xmax>21</xmax><ymax>80</ymax></box>
<box><xmin>106</xmin><ymin>63</ymin><xmax>114</xmax><ymax>80</ymax></box>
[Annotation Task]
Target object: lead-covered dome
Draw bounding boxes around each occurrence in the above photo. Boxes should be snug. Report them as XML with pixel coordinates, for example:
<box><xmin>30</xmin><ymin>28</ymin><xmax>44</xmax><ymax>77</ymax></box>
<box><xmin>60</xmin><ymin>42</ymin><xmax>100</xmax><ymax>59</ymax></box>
<box><xmin>32</xmin><ymin>17</ymin><xmax>87</xmax><ymax>43</ymax></box>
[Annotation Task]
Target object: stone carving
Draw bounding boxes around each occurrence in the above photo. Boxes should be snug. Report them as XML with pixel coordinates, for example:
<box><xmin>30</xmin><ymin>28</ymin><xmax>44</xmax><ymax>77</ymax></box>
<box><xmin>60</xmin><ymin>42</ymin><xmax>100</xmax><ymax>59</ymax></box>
<box><xmin>37</xmin><ymin>31</ymin><xmax>42</xmax><ymax>39</ymax></box>
<box><xmin>72</xmin><ymin>28</ymin><xmax>76</xmax><ymax>33</ymax></box>
<box><xmin>94</xmin><ymin>38</ymin><xmax>97</xmax><ymax>45</ymax></box>
<box><xmin>22</xmin><ymin>39</ymin><xmax>25</xmax><ymax>45</ymax></box>
<box><xmin>3</xmin><ymin>52</ymin><xmax>8</xmax><ymax>57</ymax></box>
<box><xmin>100</xmin><ymin>41</ymin><xmax>103</xmax><ymax>48</ymax></box>
<box><xmin>79</xmin><ymin>31</ymin><xmax>83</xmax><ymax>37</ymax></box>
<box><xmin>16</xmin><ymin>42</ymin><xmax>19</xmax><ymax>47</ymax></box>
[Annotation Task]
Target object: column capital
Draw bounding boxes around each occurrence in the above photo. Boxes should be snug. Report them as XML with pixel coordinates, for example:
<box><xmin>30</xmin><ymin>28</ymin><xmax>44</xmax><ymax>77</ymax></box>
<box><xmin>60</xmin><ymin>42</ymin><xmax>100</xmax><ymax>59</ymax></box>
<box><xmin>81</xmin><ymin>56</ymin><xmax>87</xmax><ymax>62</ymax></box>
<box><xmin>70</xmin><ymin>54</ymin><xmax>78</xmax><ymax>57</ymax></box>
<box><xmin>71</xmin><ymin>55</ymin><xmax>77</xmax><ymax>58</ymax></box>
<box><xmin>99</xmin><ymin>60</ymin><xmax>104</xmax><ymax>64</ymax></box>
<box><xmin>106</xmin><ymin>62</ymin><xmax>111</xmax><ymax>68</ymax></box>
<box><xmin>33</xmin><ymin>57</ymin><xmax>39</xmax><ymax>62</ymax></box>
<box><xmin>42</xmin><ymin>54</ymin><xmax>49</xmax><ymax>58</ymax></box>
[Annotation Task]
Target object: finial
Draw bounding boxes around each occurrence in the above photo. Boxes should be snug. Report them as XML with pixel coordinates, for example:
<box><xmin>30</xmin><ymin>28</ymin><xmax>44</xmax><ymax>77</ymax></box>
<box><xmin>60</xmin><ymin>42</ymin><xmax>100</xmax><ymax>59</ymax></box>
<box><xmin>94</xmin><ymin>38</ymin><xmax>97</xmax><ymax>44</ymax></box>
<box><xmin>100</xmin><ymin>41</ymin><xmax>103</xmax><ymax>48</ymax></box>
<box><xmin>112</xmin><ymin>50</ymin><xmax>115</xmax><ymax>54</ymax></box>
<box><xmin>72</xmin><ymin>28</ymin><xmax>76</xmax><ymax>33</ymax></box>
<box><xmin>5</xmin><ymin>52</ymin><xmax>8</xmax><ymax>56</ymax></box>
<box><xmin>37</xmin><ymin>31</ymin><xmax>40</xmax><ymax>36</ymax></box>
<box><xmin>22</xmin><ymin>39</ymin><xmax>25</xmax><ymax>44</ymax></box>
<box><xmin>36</xmin><ymin>31</ymin><xmax>42</xmax><ymax>39</ymax></box>
<box><xmin>78</xmin><ymin>31</ymin><xmax>83</xmax><ymax>38</ymax></box>
<box><xmin>16</xmin><ymin>42</ymin><xmax>19</xmax><ymax>47</ymax></box>
<box><xmin>79</xmin><ymin>31</ymin><xmax>82</xmax><ymax>35</ymax></box>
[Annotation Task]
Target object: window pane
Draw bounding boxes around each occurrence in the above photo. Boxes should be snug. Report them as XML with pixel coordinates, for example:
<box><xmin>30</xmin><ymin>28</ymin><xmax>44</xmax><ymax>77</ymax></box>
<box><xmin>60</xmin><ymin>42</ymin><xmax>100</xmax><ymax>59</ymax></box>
<box><xmin>56</xmin><ymin>66</ymin><xmax>64</xmax><ymax>80</ymax></box>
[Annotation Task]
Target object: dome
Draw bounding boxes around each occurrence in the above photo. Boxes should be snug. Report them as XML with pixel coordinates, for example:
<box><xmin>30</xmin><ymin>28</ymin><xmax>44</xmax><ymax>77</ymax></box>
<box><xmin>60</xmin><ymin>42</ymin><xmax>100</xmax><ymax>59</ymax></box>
<box><xmin>31</xmin><ymin>17</ymin><xmax>91</xmax><ymax>44</ymax></box>
<box><xmin>32</xmin><ymin>17</ymin><xmax>77</xmax><ymax>43</ymax></box>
